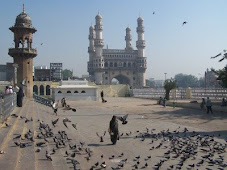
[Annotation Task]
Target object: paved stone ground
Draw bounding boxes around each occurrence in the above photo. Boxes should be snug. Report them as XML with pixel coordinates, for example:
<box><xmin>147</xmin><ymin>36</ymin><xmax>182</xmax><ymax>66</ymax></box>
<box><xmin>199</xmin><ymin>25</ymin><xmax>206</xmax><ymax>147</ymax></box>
<box><xmin>0</xmin><ymin>97</ymin><xmax>226</xmax><ymax>170</ymax></box>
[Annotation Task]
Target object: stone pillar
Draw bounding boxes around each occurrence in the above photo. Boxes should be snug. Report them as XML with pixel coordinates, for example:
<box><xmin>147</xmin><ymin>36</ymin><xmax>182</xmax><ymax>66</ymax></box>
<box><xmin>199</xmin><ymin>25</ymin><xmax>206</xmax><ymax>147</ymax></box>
<box><xmin>12</xmin><ymin>63</ymin><xmax>18</xmax><ymax>86</ymax></box>
<box><xmin>186</xmin><ymin>87</ymin><xmax>192</xmax><ymax>99</ymax></box>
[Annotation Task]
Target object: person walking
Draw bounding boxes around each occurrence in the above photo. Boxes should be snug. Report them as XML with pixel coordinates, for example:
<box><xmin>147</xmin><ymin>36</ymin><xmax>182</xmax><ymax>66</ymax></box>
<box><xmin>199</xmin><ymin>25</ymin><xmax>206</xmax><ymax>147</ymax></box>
<box><xmin>100</xmin><ymin>90</ymin><xmax>106</xmax><ymax>103</ymax></box>
<box><xmin>109</xmin><ymin>115</ymin><xmax>119</xmax><ymax>145</ymax></box>
<box><xmin>206</xmin><ymin>97</ymin><xmax>213</xmax><ymax>114</ymax></box>
<box><xmin>200</xmin><ymin>98</ymin><xmax>206</xmax><ymax>109</ymax></box>
<box><xmin>61</xmin><ymin>97</ymin><xmax>66</xmax><ymax>107</ymax></box>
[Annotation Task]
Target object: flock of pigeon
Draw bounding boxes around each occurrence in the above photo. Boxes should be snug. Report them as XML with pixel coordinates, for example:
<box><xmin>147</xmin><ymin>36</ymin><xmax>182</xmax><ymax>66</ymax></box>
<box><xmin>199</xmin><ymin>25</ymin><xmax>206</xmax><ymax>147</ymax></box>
<box><xmin>1</xmin><ymin>100</ymin><xmax>227</xmax><ymax>170</ymax></box>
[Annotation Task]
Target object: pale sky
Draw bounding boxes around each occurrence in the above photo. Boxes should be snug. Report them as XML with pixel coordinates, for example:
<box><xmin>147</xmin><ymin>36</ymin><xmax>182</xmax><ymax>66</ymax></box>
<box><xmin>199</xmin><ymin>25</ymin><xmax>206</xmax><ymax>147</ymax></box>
<box><xmin>0</xmin><ymin>0</ymin><xmax>226</xmax><ymax>80</ymax></box>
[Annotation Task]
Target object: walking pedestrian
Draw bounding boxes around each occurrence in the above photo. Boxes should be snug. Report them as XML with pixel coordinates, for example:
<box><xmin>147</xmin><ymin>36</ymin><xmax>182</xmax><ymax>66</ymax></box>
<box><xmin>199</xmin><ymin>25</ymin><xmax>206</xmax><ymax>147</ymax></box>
<box><xmin>200</xmin><ymin>98</ymin><xmax>206</xmax><ymax>109</ymax></box>
<box><xmin>206</xmin><ymin>97</ymin><xmax>213</xmax><ymax>114</ymax></box>
<box><xmin>100</xmin><ymin>90</ymin><xmax>106</xmax><ymax>103</ymax></box>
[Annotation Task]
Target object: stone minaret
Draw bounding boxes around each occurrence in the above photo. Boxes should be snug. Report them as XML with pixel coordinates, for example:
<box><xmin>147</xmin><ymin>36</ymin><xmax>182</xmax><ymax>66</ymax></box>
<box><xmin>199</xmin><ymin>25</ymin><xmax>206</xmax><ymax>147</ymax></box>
<box><xmin>125</xmin><ymin>27</ymin><xmax>133</xmax><ymax>50</ymax></box>
<box><xmin>8</xmin><ymin>5</ymin><xmax>37</xmax><ymax>98</ymax></box>
<box><xmin>88</xmin><ymin>25</ymin><xmax>95</xmax><ymax>61</ymax></box>
<box><xmin>136</xmin><ymin>17</ymin><xmax>146</xmax><ymax>87</ymax></box>
<box><xmin>94</xmin><ymin>12</ymin><xmax>104</xmax><ymax>84</ymax></box>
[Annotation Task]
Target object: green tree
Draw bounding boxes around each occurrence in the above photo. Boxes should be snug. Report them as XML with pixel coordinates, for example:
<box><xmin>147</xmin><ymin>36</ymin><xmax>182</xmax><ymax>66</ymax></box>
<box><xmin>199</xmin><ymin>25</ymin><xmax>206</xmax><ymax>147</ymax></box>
<box><xmin>62</xmin><ymin>69</ymin><xmax>73</xmax><ymax>80</ymax></box>
<box><xmin>164</xmin><ymin>79</ymin><xmax>177</xmax><ymax>100</ymax></box>
<box><xmin>212</xmin><ymin>66</ymin><xmax>227</xmax><ymax>88</ymax></box>
<box><xmin>174</xmin><ymin>73</ymin><xmax>198</xmax><ymax>88</ymax></box>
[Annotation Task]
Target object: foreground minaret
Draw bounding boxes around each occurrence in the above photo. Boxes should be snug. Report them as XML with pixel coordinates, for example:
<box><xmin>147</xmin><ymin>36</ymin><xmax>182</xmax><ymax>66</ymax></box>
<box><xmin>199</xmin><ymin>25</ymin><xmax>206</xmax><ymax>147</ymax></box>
<box><xmin>136</xmin><ymin>16</ymin><xmax>146</xmax><ymax>87</ymax></box>
<box><xmin>94</xmin><ymin>12</ymin><xmax>104</xmax><ymax>84</ymax></box>
<box><xmin>8</xmin><ymin>5</ymin><xmax>37</xmax><ymax>98</ymax></box>
<box><xmin>125</xmin><ymin>27</ymin><xmax>133</xmax><ymax>50</ymax></box>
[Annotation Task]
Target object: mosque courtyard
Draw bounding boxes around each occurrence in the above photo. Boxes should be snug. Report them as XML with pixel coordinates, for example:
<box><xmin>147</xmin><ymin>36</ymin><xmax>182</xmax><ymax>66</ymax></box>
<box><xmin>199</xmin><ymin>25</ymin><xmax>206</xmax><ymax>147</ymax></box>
<box><xmin>0</xmin><ymin>97</ymin><xmax>226</xmax><ymax>170</ymax></box>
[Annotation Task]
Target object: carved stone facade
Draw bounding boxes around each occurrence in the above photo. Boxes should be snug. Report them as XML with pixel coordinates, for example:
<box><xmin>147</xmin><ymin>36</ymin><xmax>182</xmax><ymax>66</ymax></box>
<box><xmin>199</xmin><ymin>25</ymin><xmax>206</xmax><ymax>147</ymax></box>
<box><xmin>87</xmin><ymin>13</ymin><xmax>147</xmax><ymax>88</ymax></box>
<box><xmin>8</xmin><ymin>5</ymin><xmax>37</xmax><ymax>98</ymax></box>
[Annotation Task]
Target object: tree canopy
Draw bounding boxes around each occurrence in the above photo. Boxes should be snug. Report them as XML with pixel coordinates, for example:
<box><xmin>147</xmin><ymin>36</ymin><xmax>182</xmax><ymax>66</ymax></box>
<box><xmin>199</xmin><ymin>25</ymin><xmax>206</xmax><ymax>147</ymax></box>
<box><xmin>174</xmin><ymin>73</ymin><xmax>199</xmax><ymax>88</ymax></box>
<box><xmin>62</xmin><ymin>69</ymin><xmax>73</xmax><ymax>80</ymax></box>
<box><xmin>164</xmin><ymin>79</ymin><xmax>177</xmax><ymax>100</ymax></box>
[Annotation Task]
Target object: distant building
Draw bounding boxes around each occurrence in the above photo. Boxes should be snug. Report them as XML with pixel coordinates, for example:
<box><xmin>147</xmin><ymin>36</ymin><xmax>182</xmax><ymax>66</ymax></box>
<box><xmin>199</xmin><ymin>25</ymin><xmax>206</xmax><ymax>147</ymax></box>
<box><xmin>34</xmin><ymin>69</ymin><xmax>50</xmax><ymax>81</ymax></box>
<box><xmin>87</xmin><ymin>13</ymin><xmax>147</xmax><ymax>88</ymax></box>
<box><xmin>149</xmin><ymin>79</ymin><xmax>164</xmax><ymax>87</ymax></box>
<box><xmin>50</xmin><ymin>63</ymin><xmax>62</xmax><ymax>81</ymax></box>
<box><xmin>205</xmin><ymin>68</ymin><xmax>220</xmax><ymax>88</ymax></box>
<box><xmin>0</xmin><ymin>63</ymin><xmax>14</xmax><ymax>82</ymax></box>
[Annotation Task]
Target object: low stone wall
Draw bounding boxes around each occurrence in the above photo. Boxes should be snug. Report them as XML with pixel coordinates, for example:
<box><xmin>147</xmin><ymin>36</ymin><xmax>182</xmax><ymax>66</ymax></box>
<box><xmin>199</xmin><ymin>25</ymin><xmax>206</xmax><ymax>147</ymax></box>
<box><xmin>97</xmin><ymin>84</ymin><xmax>130</xmax><ymax>97</ymax></box>
<box><xmin>165</xmin><ymin>99</ymin><xmax>227</xmax><ymax>113</ymax></box>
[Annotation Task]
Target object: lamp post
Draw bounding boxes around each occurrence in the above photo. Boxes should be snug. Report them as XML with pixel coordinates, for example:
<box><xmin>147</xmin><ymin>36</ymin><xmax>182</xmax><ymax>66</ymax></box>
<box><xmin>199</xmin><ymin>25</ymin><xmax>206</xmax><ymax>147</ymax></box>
<box><xmin>164</xmin><ymin>73</ymin><xmax>167</xmax><ymax>81</ymax></box>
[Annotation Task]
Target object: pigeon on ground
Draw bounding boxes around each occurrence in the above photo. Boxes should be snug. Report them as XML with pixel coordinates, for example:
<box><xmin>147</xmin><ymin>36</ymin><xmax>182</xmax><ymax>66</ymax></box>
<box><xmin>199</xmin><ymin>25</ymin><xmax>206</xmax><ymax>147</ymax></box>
<box><xmin>51</xmin><ymin>118</ymin><xmax>59</xmax><ymax>127</ymax></box>
<box><xmin>63</xmin><ymin>118</ymin><xmax>71</xmax><ymax>128</ymax></box>
<box><xmin>46</xmin><ymin>151</ymin><xmax>52</xmax><ymax>161</ymax></box>
<box><xmin>13</xmin><ymin>134</ymin><xmax>21</xmax><ymax>139</ymax></box>
<box><xmin>72</xmin><ymin>123</ymin><xmax>77</xmax><ymax>130</ymax></box>
<box><xmin>96</xmin><ymin>131</ymin><xmax>106</xmax><ymax>142</ymax></box>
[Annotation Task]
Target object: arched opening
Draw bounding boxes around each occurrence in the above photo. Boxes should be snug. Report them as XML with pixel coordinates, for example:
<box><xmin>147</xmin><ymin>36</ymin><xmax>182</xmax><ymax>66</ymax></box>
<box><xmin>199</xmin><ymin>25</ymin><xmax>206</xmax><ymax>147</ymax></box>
<box><xmin>81</xmin><ymin>90</ymin><xmax>86</xmax><ymax>93</ymax></box>
<box><xmin>46</xmin><ymin>85</ymin><xmax>50</xmax><ymax>95</ymax></box>
<box><xmin>58</xmin><ymin>91</ymin><xmax>62</xmax><ymax>93</ymax></box>
<box><xmin>40</xmin><ymin>85</ymin><xmax>44</xmax><ymax>95</ymax></box>
<box><xmin>123</xmin><ymin>62</ymin><xmax>127</xmax><ymax>67</ymax></box>
<box><xmin>111</xmin><ymin>78</ymin><xmax>119</xmax><ymax>85</ymax></box>
<box><xmin>74</xmin><ymin>91</ymin><xmax>78</xmax><ymax>93</ymax></box>
<box><xmin>104</xmin><ymin>62</ymin><xmax>108</xmax><ymax>68</ymax></box>
<box><xmin>111</xmin><ymin>74</ymin><xmax>130</xmax><ymax>85</ymax></box>
<box><xmin>67</xmin><ymin>91</ymin><xmax>71</xmax><ymax>93</ymax></box>
<box><xmin>33</xmin><ymin>85</ymin><xmax>38</xmax><ymax>95</ymax></box>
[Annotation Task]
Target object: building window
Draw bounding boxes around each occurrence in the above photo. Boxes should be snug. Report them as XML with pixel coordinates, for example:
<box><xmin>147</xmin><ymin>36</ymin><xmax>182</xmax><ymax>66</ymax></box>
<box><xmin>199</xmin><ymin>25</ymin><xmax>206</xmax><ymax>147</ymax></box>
<box><xmin>105</xmin><ymin>77</ymin><xmax>108</xmax><ymax>80</ymax></box>
<box><xmin>110</xmin><ymin>62</ymin><xmax>113</xmax><ymax>67</ymax></box>
<box><xmin>114</xmin><ymin>63</ymin><xmax>117</xmax><ymax>67</ymax></box>
<box><xmin>128</xmin><ymin>63</ymin><xmax>131</xmax><ymax>67</ymax></box>
<box><xmin>105</xmin><ymin>71</ymin><xmax>108</xmax><ymax>74</ymax></box>
<box><xmin>67</xmin><ymin>91</ymin><xmax>71</xmax><ymax>93</ymax></box>
<box><xmin>74</xmin><ymin>91</ymin><xmax>78</xmax><ymax>93</ymax></box>
<box><xmin>81</xmin><ymin>90</ymin><xmax>86</xmax><ymax>93</ymax></box>
<box><xmin>58</xmin><ymin>91</ymin><xmax>62</xmax><ymax>93</ymax></box>
<box><xmin>46</xmin><ymin>85</ymin><xmax>50</xmax><ymax>95</ymax></box>
<box><xmin>40</xmin><ymin>85</ymin><xmax>44</xmax><ymax>95</ymax></box>
<box><xmin>123</xmin><ymin>62</ymin><xmax>126</xmax><ymax>67</ymax></box>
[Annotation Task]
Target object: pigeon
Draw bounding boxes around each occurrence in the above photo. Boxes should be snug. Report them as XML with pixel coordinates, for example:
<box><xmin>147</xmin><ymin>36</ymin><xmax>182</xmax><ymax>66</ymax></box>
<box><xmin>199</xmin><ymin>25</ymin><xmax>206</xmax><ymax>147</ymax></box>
<box><xmin>63</xmin><ymin>118</ymin><xmax>71</xmax><ymax>128</ymax></box>
<box><xmin>51</xmin><ymin>118</ymin><xmax>59</xmax><ymax>127</ymax></box>
<box><xmin>101</xmin><ymin>162</ymin><xmax>107</xmax><ymax>168</ymax></box>
<box><xmin>72</xmin><ymin>123</ymin><xmax>77</xmax><ymax>130</ymax></box>
<box><xmin>13</xmin><ymin>134</ymin><xmax>21</xmax><ymax>139</ymax></box>
<box><xmin>211</xmin><ymin>53</ymin><xmax>222</xmax><ymax>59</ymax></box>
<box><xmin>117</xmin><ymin>114</ymin><xmax>128</xmax><ymax>124</ymax></box>
<box><xmin>63</xmin><ymin>105</ymin><xmax>76</xmax><ymax>112</ymax></box>
<box><xmin>35</xmin><ymin>148</ymin><xmax>41</xmax><ymax>152</ymax></box>
<box><xmin>5</xmin><ymin>123</ymin><xmax>9</xmax><ymax>127</ymax></box>
<box><xmin>21</xmin><ymin>78</ymin><xmax>27</xmax><ymax>86</ymax></box>
<box><xmin>153</xmin><ymin>11</ymin><xmax>155</xmax><ymax>15</ymax></box>
<box><xmin>182</xmin><ymin>21</ymin><xmax>187</xmax><ymax>26</ymax></box>
<box><xmin>0</xmin><ymin>150</ymin><xmax>6</xmax><ymax>154</ymax></box>
<box><xmin>11</xmin><ymin>114</ymin><xmax>18</xmax><ymax>118</ymax></box>
<box><xmin>96</xmin><ymin>131</ymin><xmax>106</xmax><ymax>142</ymax></box>
<box><xmin>36</xmin><ymin>142</ymin><xmax>45</xmax><ymax>147</ymax></box>
<box><xmin>46</xmin><ymin>151</ymin><xmax>52</xmax><ymax>161</ymax></box>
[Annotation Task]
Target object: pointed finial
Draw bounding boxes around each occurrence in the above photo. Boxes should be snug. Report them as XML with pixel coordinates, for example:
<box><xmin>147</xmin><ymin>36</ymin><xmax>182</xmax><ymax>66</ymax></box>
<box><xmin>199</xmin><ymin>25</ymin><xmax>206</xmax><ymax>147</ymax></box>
<box><xmin>23</xmin><ymin>3</ymin><xmax>25</xmax><ymax>13</ymax></box>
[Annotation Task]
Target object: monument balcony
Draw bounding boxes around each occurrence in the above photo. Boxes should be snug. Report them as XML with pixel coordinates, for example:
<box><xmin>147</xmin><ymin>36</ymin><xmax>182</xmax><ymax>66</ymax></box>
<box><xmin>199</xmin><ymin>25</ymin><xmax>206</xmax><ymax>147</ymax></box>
<box><xmin>88</xmin><ymin>47</ymin><xmax>95</xmax><ymax>52</ymax></box>
<box><xmin>136</xmin><ymin>27</ymin><xmax>144</xmax><ymax>32</ymax></box>
<box><xmin>94</xmin><ymin>39</ymin><xmax>104</xmax><ymax>47</ymax></box>
<box><xmin>136</xmin><ymin>40</ymin><xmax>146</xmax><ymax>48</ymax></box>
<box><xmin>8</xmin><ymin>48</ymin><xmax>37</xmax><ymax>57</ymax></box>
<box><xmin>95</xmin><ymin>25</ymin><xmax>103</xmax><ymax>30</ymax></box>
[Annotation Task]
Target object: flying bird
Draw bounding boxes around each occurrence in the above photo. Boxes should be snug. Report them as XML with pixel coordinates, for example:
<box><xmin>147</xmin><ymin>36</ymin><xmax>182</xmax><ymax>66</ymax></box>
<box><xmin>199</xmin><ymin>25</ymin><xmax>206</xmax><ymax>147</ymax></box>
<box><xmin>96</xmin><ymin>131</ymin><xmax>106</xmax><ymax>142</ymax></box>
<box><xmin>117</xmin><ymin>114</ymin><xmax>128</xmax><ymax>124</ymax></box>
<box><xmin>182</xmin><ymin>21</ymin><xmax>187</xmax><ymax>26</ymax></box>
<box><xmin>153</xmin><ymin>11</ymin><xmax>155</xmax><ymax>15</ymax></box>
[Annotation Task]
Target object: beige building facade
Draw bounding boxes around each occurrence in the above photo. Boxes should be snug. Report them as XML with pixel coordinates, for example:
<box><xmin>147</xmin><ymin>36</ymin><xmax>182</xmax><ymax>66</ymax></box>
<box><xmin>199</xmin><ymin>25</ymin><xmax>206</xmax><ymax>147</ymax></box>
<box><xmin>87</xmin><ymin>13</ymin><xmax>147</xmax><ymax>88</ymax></box>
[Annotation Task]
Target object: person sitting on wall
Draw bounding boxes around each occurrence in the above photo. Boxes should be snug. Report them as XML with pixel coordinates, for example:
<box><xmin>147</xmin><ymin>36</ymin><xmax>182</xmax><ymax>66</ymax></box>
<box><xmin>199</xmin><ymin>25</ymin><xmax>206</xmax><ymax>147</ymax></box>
<box><xmin>5</xmin><ymin>86</ymin><xmax>10</xmax><ymax>95</ymax></box>
<box><xmin>157</xmin><ymin>97</ymin><xmax>163</xmax><ymax>105</ymax></box>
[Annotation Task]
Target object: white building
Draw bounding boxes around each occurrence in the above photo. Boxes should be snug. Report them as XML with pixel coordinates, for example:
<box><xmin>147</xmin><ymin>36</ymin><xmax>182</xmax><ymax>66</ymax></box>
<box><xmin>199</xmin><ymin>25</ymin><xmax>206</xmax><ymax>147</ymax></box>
<box><xmin>52</xmin><ymin>80</ymin><xmax>98</xmax><ymax>101</ymax></box>
<box><xmin>87</xmin><ymin>13</ymin><xmax>147</xmax><ymax>88</ymax></box>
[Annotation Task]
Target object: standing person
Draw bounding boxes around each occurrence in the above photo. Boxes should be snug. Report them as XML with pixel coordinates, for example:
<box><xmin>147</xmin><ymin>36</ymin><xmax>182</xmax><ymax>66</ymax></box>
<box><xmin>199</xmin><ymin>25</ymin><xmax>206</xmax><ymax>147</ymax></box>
<box><xmin>109</xmin><ymin>115</ymin><xmax>119</xmax><ymax>145</ymax></box>
<box><xmin>200</xmin><ymin>98</ymin><xmax>206</xmax><ymax>109</ymax></box>
<box><xmin>163</xmin><ymin>97</ymin><xmax>166</xmax><ymax>107</ymax></box>
<box><xmin>100</xmin><ymin>90</ymin><xmax>106</xmax><ymax>103</ymax></box>
<box><xmin>221</xmin><ymin>98</ymin><xmax>226</xmax><ymax>107</ymax></box>
<box><xmin>17</xmin><ymin>87</ymin><xmax>24</xmax><ymax>107</ymax></box>
<box><xmin>206</xmin><ymin>97</ymin><xmax>213</xmax><ymax>114</ymax></box>
<box><xmin>61</xmin><ymin>97</ymin><xmax>66</xmax><ymax>107</ymax></box>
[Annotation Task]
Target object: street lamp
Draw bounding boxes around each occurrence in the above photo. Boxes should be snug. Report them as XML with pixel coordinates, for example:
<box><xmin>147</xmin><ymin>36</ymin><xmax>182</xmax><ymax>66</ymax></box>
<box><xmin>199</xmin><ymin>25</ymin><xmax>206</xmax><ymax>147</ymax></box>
<box><xmin>164</xmin><ymin>73</ymin><xmax>167</xmax><ymax>81</ymax></box>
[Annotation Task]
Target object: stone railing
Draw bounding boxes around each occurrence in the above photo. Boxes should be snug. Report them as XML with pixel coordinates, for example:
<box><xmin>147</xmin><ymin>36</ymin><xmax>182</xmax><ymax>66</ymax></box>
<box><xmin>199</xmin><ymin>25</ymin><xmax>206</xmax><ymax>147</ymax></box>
<box><xmin>131</xmin><ymin>88</ymin><xmax>227</xmax><ymax>100</ymax></box>
<box><xmin>0</xmin><ymin>94</ymin><xmax>17</xmax><ymax>123</ymax></box>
